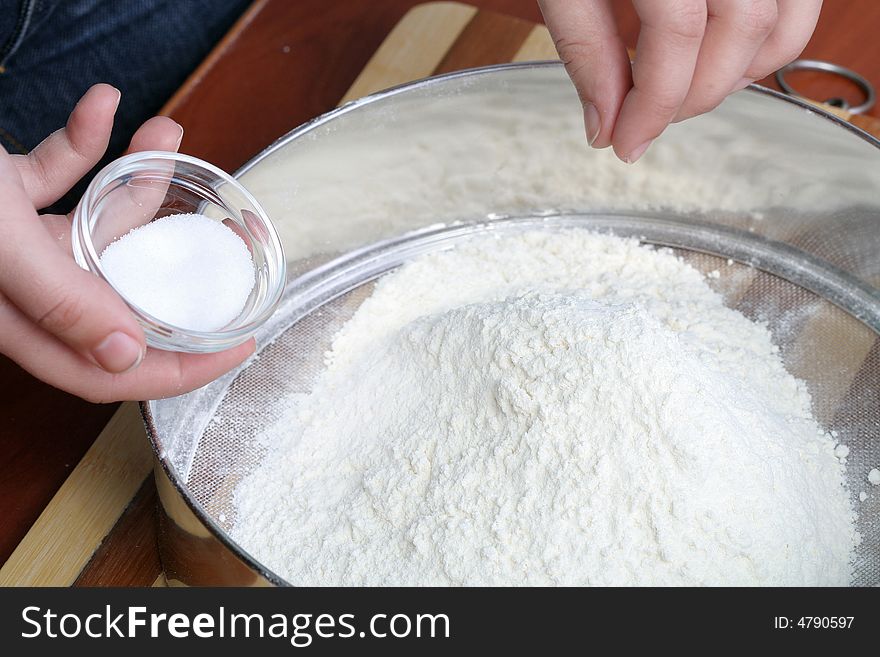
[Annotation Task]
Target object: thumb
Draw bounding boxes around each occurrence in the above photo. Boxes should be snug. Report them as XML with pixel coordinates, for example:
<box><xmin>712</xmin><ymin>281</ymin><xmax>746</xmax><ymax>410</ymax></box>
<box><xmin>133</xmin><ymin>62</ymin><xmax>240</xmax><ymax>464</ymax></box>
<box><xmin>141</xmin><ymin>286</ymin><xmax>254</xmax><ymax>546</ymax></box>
<box><xmin>539</xmin><ymin>0</ymin><xmax>632</xmax><ymax>148</ymax></box>
<box><xmin>0</xmin><ymin>152</ymin><xmax>145</xmax><ymax>373</ymax></box>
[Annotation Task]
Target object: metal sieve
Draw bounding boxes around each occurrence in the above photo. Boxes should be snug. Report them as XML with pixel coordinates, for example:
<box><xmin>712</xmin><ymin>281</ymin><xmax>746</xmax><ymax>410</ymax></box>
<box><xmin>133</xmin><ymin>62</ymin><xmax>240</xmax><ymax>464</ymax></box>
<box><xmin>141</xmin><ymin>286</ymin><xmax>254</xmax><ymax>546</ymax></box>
<box><xmin>142</xmin><ymin>63</ymin><xmax>880</xmax><ymax>586</ymax></box>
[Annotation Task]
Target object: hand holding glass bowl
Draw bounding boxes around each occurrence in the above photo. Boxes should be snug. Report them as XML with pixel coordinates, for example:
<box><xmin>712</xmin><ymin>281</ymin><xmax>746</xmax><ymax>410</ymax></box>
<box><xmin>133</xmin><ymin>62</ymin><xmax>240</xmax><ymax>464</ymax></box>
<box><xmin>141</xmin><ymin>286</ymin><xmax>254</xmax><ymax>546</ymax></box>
<box><xmin>0</xmin><ymin>84</ymin><xmax>284</xmax><ymax>403</ymax></box>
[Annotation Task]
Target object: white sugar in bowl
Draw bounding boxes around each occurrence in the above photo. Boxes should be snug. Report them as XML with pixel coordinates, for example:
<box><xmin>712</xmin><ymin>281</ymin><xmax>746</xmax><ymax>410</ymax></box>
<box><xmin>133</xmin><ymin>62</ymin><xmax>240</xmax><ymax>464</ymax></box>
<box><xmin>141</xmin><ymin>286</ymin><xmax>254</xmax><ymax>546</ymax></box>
<box><xmin>72</xmin><ymin>151</ymin><xmax>286</xmax><ymax>353</ymax></box>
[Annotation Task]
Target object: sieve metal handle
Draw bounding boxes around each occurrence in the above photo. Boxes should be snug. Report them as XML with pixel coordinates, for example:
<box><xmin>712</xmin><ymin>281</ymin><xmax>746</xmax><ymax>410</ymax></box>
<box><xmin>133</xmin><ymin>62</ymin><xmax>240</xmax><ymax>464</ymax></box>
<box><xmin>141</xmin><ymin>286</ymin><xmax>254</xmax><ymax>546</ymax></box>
<box><xmin>775</xmin><ymin>59</ymin><xmax>876</xmax><ymax>114</ymax></box>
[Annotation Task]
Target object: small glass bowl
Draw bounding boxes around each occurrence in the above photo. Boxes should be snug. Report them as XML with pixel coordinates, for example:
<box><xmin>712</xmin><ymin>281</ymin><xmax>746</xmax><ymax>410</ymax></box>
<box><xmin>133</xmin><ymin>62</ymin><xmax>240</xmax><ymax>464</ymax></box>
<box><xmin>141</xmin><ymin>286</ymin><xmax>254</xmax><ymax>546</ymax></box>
<box><xmin>72</xmin><ymin>151</ymin><xmax>286</xmax><ymax>353</ymax></box>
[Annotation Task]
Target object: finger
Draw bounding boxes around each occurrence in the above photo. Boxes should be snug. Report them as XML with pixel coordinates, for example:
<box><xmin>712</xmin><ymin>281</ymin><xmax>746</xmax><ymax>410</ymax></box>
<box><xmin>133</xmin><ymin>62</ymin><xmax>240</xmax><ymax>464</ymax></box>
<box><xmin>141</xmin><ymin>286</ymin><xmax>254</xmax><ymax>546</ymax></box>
<box><xmin>87</xmin><ymin>115</ymin><xmax>186</xmax><ymax>243</ymax></box>
<box><xmin>0</xmin><ymin>301</ymin><xmax>254</xmax><ymax>402</ymax></box>
<box><xmin>675</xmin><ymin>0</ymin><xmax>778</xmax><ymax>122</ymax></box>
<box><xmin>13</xmin><ymin>83</ymin><xmax>120</xmax><ymax>209</ymax></box>
<box><xmin>40</xmin><ymin>213</ymin><xmax>73</xmax><ymax>254</ymax></box>
<box><xmin>611</xmin><ymin>0</ymin><xmax>708</xmax><ymax>162</ymax></box>
<box><xmin>124</xmin><ymin>115</ymin><xmax>184</xmax><ymax>155</ymax></box>
<box><xmin>538</xmin><ymin>0</ymin><xmax>632</xmax><ymax>148</ymax></box>
<box><xmin>0</xmin><ymin>153</ymin><xmax>146</xmax><ymax>373</ymax></box>
<box><xmin>743</xmin><ymin>0</ymin><xmax>822</xmax><ymax>81</ymax></box>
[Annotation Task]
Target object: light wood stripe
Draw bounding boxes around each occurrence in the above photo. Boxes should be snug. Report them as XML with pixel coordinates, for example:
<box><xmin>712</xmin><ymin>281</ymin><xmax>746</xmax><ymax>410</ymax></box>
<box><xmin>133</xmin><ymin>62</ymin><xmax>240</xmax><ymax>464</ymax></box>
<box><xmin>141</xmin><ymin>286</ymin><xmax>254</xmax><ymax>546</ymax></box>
<box><xmin>434</xmin><ymin>10</ymin><xmax>534</xmax><ymax>74</ymax></box>
<box><xmin>73</xmin><ymin>477</ymin><xmax>161</xmax><ymax>587</ymax></box>
<box><xmin>339</xmin><ymin>1</ymin><xmax>477</xmax><ymax>104</ymax></box>
<box><xmin>512</xmin><ymin>24</ymin><xmax>558</xmax><ymax>62</ymax></box>
<box><xmin>0</xmin><ymin>402</ymin><xmax>152</xmax><ymax>586</ymax></box>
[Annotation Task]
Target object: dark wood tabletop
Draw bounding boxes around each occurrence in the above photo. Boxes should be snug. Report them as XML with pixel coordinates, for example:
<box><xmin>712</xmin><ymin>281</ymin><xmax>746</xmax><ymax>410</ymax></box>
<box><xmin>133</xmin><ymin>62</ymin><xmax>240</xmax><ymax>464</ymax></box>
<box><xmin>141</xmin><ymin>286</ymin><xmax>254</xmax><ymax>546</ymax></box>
<box><xmin>3</xmin><ymin>0</ymin><xmax>880</xmax><ymax>578</ymax></box>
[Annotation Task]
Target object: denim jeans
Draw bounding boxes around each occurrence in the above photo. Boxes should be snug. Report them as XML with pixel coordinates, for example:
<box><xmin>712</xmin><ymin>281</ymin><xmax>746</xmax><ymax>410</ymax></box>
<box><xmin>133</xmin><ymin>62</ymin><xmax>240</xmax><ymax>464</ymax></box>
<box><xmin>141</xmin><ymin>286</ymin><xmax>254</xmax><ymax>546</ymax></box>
<box><xmin>0</xmin><ymin>0</ymin><xmax>251</xmax><ymax>211</ymax></box>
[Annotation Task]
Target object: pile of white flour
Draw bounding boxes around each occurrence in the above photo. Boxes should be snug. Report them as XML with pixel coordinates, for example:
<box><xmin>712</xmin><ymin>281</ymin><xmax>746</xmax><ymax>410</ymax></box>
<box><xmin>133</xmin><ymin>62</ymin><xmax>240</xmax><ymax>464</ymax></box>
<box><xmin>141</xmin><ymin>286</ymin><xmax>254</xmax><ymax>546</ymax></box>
<box><xmin>233</xmin><ymin>230</ymin><xmax>858</xmax><ymax>586</ymax></box>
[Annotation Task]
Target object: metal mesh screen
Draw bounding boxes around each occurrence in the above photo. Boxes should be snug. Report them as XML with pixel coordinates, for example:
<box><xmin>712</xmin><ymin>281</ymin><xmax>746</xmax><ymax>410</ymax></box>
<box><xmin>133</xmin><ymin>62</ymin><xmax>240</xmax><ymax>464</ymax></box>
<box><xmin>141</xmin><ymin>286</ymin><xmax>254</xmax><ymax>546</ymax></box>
<box><xmin>183</xmin><ymin>230</ymin><xmax>878</xmax><ymax>586</ymax></box>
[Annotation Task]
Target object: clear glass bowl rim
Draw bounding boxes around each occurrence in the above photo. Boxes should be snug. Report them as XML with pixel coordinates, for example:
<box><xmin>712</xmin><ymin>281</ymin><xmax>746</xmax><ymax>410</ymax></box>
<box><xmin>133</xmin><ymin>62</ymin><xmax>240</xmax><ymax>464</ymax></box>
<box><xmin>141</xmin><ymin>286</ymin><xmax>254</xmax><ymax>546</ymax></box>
<box><xmin>71</xmin><ymin>150</ymin><xmax>287</xmax><ymax>347</ymax></box>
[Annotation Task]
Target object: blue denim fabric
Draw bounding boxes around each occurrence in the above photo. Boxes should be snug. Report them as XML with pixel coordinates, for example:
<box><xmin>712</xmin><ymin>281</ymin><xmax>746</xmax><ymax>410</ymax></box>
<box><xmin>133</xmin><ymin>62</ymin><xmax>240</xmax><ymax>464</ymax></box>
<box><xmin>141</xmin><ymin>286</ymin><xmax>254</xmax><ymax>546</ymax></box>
<box><xmin>0</xmin><ymin>0</ymin><xmax>251</xmax><ymax>211</ymax></box>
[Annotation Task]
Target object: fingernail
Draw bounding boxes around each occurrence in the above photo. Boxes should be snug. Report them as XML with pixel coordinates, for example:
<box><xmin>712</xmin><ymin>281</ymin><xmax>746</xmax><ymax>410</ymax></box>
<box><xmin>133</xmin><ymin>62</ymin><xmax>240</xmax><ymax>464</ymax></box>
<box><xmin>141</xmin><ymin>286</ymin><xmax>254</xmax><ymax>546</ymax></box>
<box><xmin>584</xmin><ymin>103</ymin><xmax>601</xmax><ymax>146</ymax></box>
<box><xmin>174</xmin><ymin>123</ymin><xmax>184</xmax><ymax>151</ymax></box>
<box><xmin>92</xmin><ymin>332</ymin><xmax>144</xmax><ymax>373</ymax></box>
<box><xmin>623</xmin><ymin>139</ymin><xmax>653</xmax><ymax>164</ymax></box>
<box><xmin>112</xmin><ymin>87</ymin><xmax>122</xmax><ymax>110</ymax></box>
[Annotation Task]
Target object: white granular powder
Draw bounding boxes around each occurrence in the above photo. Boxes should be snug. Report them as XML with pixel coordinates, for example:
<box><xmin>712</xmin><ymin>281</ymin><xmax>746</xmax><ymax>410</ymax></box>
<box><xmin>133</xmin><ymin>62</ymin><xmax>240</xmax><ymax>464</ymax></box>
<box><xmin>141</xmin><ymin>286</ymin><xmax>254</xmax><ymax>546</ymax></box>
<box><xmin>234</xmin><ymin>230</ymin><xmax>857</xmax><ymax>586</ymax></box>
<box><xmin>100</xmin><ymin>213</ymin><xmax>255</xmax><ymax>331</ymax></box>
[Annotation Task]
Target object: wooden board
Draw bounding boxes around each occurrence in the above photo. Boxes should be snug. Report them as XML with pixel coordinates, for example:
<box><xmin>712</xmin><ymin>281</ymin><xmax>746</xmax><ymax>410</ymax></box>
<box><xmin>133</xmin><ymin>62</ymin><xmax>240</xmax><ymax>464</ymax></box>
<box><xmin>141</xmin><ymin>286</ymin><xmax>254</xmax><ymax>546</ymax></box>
<box><xmin>0</xmin><ymin>403</ymin><xmax>151</xmax><ymax>586</ymax></box>
<box><xmin>3</xmin><ymin>0</ymin><xmax>880</xmax><ymax>587</ymax></box>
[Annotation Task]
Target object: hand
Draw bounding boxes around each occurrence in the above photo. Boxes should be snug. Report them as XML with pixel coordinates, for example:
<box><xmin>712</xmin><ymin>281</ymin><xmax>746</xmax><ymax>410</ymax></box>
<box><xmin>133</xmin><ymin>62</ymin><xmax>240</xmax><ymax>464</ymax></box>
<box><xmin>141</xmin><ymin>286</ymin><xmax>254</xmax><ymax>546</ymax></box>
<box><xmin>0</xmin><ymin>84</ymin><xmax>254</xmax><ymax>403</ymax></box>
<box><xmin>539</xmin><ymin>0</ymin><xmax>822</xmax><ymax>162</ymax></box>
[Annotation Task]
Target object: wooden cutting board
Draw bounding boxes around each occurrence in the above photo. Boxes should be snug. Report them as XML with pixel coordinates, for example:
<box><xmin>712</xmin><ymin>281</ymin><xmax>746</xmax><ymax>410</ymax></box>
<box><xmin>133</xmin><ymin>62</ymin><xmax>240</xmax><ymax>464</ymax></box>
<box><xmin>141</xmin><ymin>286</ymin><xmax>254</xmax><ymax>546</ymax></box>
<box><xmin>2</xmin><ymin>0</ymin><xmax>877</xmax><ymax>587</ymax></box>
